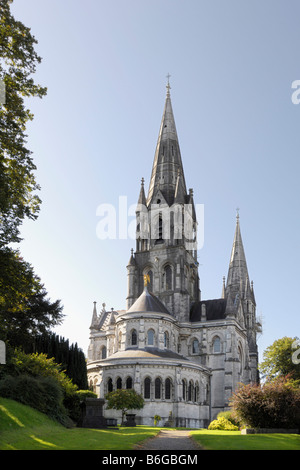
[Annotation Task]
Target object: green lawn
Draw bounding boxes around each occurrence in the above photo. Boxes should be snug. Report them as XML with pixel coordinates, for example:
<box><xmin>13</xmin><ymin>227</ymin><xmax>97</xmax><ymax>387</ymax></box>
<box><xmin>1</xmin><ymin>398</ymin><xmax>299</xmax><ymax>450</ymax></box>
<box><xmin>190</xmin><ymin>429</ymin><xmax>300</xmax><ymax>450</ymax></box>
<box><xmin>0</xmin><ymin>398</ymin><xmax>162</xmax><ymax>450</ymax></box>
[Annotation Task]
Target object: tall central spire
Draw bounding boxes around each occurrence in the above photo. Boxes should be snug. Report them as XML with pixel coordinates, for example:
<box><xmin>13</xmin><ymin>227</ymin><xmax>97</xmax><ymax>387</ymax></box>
<box><xmin>146</xmin><ymin>79</ymin><xmax>187</xmax><ymax>206</ymax></box>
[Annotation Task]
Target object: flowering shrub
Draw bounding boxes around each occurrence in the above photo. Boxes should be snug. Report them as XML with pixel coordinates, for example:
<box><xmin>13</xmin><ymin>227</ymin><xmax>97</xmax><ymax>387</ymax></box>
<box><xmin>208</xmin><ymin>416</ymin><xmax>239</xmax><ymax>431</ymax></box>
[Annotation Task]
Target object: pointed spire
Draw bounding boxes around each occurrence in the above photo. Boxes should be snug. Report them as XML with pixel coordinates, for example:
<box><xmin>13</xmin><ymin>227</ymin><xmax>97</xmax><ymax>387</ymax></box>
<box><xmin>251</xmin><ymin>280</ymin><xmax>256</xmax><ymax>305</ymax></box>
<box><xmin>90</xmin><ymin>301</ymin><xmax>98</xmax><ymax>328</ymax></box>
<box><xmin>221</xmin><ymin>276</ymin><xmax>226</xmax><ymax>298</ymax></box>
<box><xmin>147</xmin><ymin>78</ymin><xmax>187</xmax><ymax>206</ymax></box>
<box><xmin>226</xmin><ymin>212</ymin><xmax>250</xmax><ymax>298</ymax></box>
<box><xmin>128</xmin><ymin>248</ymin><xmax>136</xmax><ymax>266</ymax></box>
<box><xmin>109</xmin><ymin>307</ymin><xmax>116</xmax><ymax>325</ymax></box>
<box><xmin>137</xmin><ymin>177</ymin><xmax>146</xmax><ymax>208</ymax></box>
<box><xmin>245</xmin><ymin>276</ymin><xmax>251</xmax><ymax>298</ymax></box>
<box><xmin>174</xmin><ymin>168</ymin><xmax>186</xmax><ymax>204</ymax></box>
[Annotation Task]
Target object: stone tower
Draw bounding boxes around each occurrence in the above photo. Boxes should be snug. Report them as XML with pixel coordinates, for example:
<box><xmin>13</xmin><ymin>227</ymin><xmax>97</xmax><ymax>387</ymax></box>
<box><xmin>224</xmin><ymin>212</ymin><xmax>260</xmax><ymax>383</ymax></box>
<box><xmin>126</xmin><ymin>81</ymin><xmax>200</xmax><ymax>321</ymax></box>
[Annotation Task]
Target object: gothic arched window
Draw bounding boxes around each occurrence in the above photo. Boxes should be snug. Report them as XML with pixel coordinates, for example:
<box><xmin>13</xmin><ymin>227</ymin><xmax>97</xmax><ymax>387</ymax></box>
<box><xmin>182</xmin><ymin>379</ymin><xmax>186</xmax><ymax>401</ymax></box>
<box><xmin>188</xmin><ymin>381</ymin><xmax>193</xmax><ymax>401</ymax></box>
<box><xmin>131</xmin><ymin>329</ymin><xmax>137</xmax><ymax>346</ymax></box>
<box><xmin>165</xmin><ymin>378</ymin><xmax>171</xmax><ymax>399</ymax></box>
<box><xmin>213</xmin><ymin>336</ymin><xmax>221</xmax><ymax>353</ymax></box>
<box><xmin>192</xmin><ymin>339</ymin><xmax>199</xmax><ymax>354</ymax></box>
<box><xmin>116</xmin><ymin>377</ymin><xmax>122</xmax><ymax>389</ymax></box>
<box><xmin>162</xmin><ymin>265</ymin><xmax>172</xmax><ymax>291</ymax></box>
<box><xmin>155</xmin><ymin>377</ymin><xmax>161</xmax><ymax>399</ymax></box>
<box><xmin>144</xmin><ymin>377</ymin><xmax>151</xmax><ymax>399</ymax></box>
<box><xmin>155</xmin><ymin>213</ymin><xmax>163</xmax><ymax>244</ymax></box>
<box><xmin>101</xmin><ymin>346</ymin><xmax>107</xmax><ymax>359</ymax></box>
<box><xmin>238</xmin><ymin>345</ymin><xmax>243</xmax><ymax>374</ymax></box>
<box><xmin>126</xmin><ymin>377</ymin><xmax>133</xmax><ymax>389</ymax></box>
<box><xmin>194</xmin><ymin>383</ymin><xmax>199</xmax><ymax>402</ymax></box>
<box><xmin>108</xmin><ymin>378</ymin><xmax>113</xmax><ymax>393</ymax></box>
<box><xmin>164</xmin><ymin>331</ymin><xmax>169</xmax><ymax>348</ymax></box>
<box><xmin>158</xmin><ymin>214</ymin><xmax>163</xmax><ymax>241</ymax></box>
<box><xmin>147</xmin><ymin>329</ymin><xmax>155</xmax><ymax>346</ymax></box>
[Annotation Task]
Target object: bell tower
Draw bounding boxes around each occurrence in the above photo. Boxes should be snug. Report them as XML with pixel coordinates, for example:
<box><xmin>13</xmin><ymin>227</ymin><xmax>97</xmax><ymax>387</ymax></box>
<box><xmin>126</xmin><ymin>79</ymin><xmax>200</xmax><ymax>321</ymax></box>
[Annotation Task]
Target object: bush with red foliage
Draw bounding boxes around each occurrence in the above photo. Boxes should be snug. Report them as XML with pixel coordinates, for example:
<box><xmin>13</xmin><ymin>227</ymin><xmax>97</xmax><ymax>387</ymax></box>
<box><xmin>229</xmin><ymin>376</ymin><xmax>300</xmax><ymax>429</ymax></box>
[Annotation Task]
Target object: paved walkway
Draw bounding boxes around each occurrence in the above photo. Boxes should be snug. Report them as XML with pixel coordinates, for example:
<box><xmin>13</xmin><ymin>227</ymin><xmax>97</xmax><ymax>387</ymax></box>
<box><xmin>136</xmin><ymin>429</ymin><xmax>202</xmax><ymax>451</ymax></box>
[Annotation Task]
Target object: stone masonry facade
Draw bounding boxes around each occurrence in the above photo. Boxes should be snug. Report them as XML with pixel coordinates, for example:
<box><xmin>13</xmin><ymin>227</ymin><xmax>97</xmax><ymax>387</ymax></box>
<box><xmin>87</xmin><ymin>82</ymin><xmax>261</xmax><ymax>427</ymax></box>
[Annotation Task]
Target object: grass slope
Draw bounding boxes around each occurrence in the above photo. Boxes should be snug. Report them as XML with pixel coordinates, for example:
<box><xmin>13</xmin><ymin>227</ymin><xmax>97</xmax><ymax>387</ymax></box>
<box><xmin>1</xmin><ymin>398</ymin><xmax>299</xmax><ymax>450</ymax></box>
<box><xmin>0</xmin><ymin>398</ymin><xmax>161</xmax><ymax>450</ymax></box>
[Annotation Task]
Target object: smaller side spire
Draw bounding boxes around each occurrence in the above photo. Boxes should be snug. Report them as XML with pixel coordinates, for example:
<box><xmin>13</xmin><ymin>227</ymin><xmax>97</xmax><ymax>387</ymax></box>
<box><xmin>226</xmin><ymin>211</ymin><xmax>249</xmax><ymax>295</ymax></box>
<box><xmin>90</xmin><ymin>301</ymin><xmax>98</xmax><ymax>328</ymax></box>
<box><xmin>174</xmin><ymin>168</ymin><xmax>186</xmax><ymax>204</ymax></box>
<box><xmin>109</xmin><ymin>307</ymin><xmax>116</xmax><ymax>325</ymax></box>
<box><xmin>221</xmin><ymin>276</ymin><xmax>226</xmax><ymax>299</ymax></box>
<box><xmin>128</xmin><ymin>248</ymin><xmax>136</xmax><ymax>266</ymax></box>
<box><xmin>137</xmin><ymin>177</ymin><xmax>146</xmax><ymax>208</ymax></box>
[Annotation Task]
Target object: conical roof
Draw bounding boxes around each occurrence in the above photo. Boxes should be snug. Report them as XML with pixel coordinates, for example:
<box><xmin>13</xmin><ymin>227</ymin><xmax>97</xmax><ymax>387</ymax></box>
<box><xmin>127</xmin><ymin>286</ymin><xmax>171</xmax><ymax>315</ymax></box>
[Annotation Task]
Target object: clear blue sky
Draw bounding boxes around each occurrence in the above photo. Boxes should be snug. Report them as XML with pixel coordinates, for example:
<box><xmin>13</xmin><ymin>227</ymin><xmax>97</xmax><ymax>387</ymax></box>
<box><xmin>11</xmin><ymin>0</ymin><xmax>300</xmax><ymax>361</ymax></box>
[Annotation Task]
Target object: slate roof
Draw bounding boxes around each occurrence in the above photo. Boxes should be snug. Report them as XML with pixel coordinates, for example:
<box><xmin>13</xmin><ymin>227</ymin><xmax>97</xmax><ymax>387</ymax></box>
<box><xmin>190</xmin><ymin>299</ymin><xmax>227</xmax><ymax>322</ymax></box>
<box><xmin>127</xmin><ymin>287</ymin><xmax>171</xmax><ymax>315</ymax></box>
<box><xmin>102</xmin><ymin>347</ymin><xmax>188</xmax><ymax>361</ymax></box>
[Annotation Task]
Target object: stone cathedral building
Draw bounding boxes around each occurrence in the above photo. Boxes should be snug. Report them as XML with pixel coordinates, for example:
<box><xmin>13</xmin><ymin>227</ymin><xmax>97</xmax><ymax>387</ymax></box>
<box><xmin>87</xmin><ymin>82</ymin><xmax>261</xmax><ymax>427</ymax></box>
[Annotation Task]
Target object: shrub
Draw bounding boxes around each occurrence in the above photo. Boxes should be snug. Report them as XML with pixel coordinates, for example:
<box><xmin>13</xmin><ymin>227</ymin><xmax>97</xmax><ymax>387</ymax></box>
<box><xmin>2</xmin><ymin>349</ymin><xmax>82</xmax><ymax>425</ymax></box>
<box><xmin>0</xmin><ymin>374</ymin><xmax>71</xmax><ymax>426</ymax></box>
<box><xmin>64</xmin><ymin>390</ymin><xmax>98</xmax><ymax>423</ymax></box>
<box><xmin>208</xmin><ymin>416</ymin><xmax>239</xmax><ymax>431</ymax></box>
<box><xmin>229</xmin><ymin>376</ymin><xmax>300</xmax><ymax>429</ymax></box>
<box><xmin>154</xmin><ymin>414</ymin><xmax>161</xmax><ymax>426</ymax></box>
<box><xmin>76</xmin><ymin>390</ymin><xmax>97</xmax><ymax>400</ymax></box>
<box><xmin>217</xmin><ymin>410</ymin><xmax>241</xmax><ymax>427</ymax></box>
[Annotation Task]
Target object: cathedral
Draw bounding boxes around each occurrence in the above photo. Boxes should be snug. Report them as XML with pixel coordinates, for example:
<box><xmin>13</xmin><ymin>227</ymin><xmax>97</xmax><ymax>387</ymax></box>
<box><xmin>87</xmin><ymin>81</ymin><xmax>261</xmax><ymax>428</ymax></box>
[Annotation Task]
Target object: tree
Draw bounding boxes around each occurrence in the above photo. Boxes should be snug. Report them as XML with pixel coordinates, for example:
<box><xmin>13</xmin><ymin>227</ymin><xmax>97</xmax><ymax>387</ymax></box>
<box><xmin>0</xmin><ymin>0</ymin><xmax>47</xmax><ymax>246</ymax></box>
<box><xmin>259</xmin><ymin>337</ymin><xmax>300</xmax><ymax>382</ymax></box>
<box><xmin>105</xmin><ymin>389</ymin><xmax>144</xmax><ymax>425</ymax></box>
<box><xmin>26</xmin><ymin>333</ymin><xmax>88</xmax><ymax>390</ymax></box>
<box><xmin>0</xmin><ymin>247</ymin><xmax>64</xmax><ymax>349</ymax></box>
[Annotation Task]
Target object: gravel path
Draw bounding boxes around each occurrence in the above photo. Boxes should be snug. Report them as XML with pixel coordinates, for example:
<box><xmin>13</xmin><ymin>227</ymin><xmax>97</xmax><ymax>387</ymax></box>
<box><xmin>136</xmin><ymin>429</ymin><xmax>202</xmax><ymax>451</ymax></box>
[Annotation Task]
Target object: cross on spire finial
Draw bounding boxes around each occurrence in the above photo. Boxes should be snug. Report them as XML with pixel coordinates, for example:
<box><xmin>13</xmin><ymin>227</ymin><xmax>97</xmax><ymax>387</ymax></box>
<box><xmin>166</xmin><ymin>73</ymin><xmax>171</xmax><ymax>95</ymax></box>
<box><xmin>236</xmin><ymin>207</ymin><xmax>240</xmax><ymax>220</ymax></box>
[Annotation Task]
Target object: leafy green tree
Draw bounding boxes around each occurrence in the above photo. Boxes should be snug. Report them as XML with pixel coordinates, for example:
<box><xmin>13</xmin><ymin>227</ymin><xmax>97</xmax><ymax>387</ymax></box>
<box><xmin>105</xmin><ymin>389</ymin><xmax>144</xmax><ymax>425</ymax></box>
<box><xmin>0</xmin><ymin>2</ymin><xmax>64</xmax><ymax>353</ymax></box>
<box><xmin>259</xmin><ymin>337</ymin><xmax>300</xmax><ymax>381</ymax></box>
<box><xmin>0</xmin><ymin>248</ymin><xmax>64</xmax><ymax>350</ymax></box>
<box><xmin>0</xmin><ymin>0</ymin><xmax>47</xmax><ymax>246</ymax></box>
